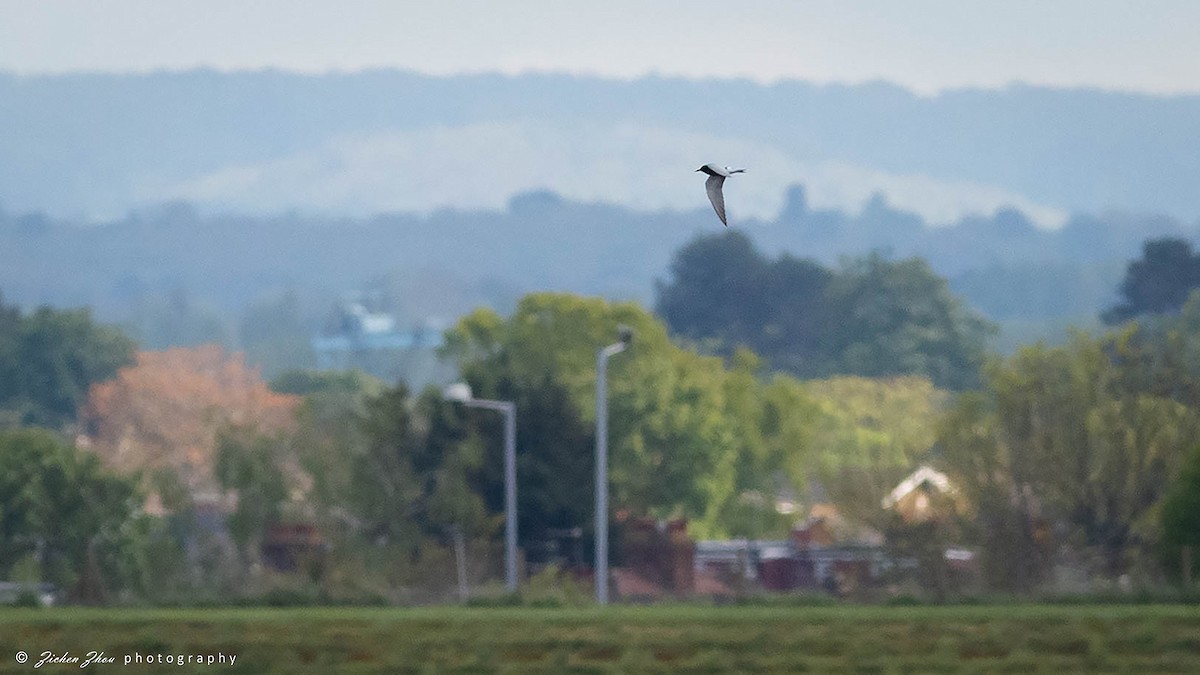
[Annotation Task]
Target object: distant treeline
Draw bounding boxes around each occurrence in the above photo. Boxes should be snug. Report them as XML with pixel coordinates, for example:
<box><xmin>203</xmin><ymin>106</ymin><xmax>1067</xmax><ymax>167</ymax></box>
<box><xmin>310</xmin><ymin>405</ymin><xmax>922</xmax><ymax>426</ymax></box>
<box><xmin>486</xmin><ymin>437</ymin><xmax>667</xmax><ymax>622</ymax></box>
<box><xmin>0</xmin><ymin>189</ymin><xmax>1194</xmax><ymax>346</ymax></box>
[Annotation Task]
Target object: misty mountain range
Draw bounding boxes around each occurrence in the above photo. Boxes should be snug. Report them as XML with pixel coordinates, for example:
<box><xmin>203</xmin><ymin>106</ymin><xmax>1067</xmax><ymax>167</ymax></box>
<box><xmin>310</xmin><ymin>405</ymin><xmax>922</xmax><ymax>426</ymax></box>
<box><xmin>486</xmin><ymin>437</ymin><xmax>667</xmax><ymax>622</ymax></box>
<box><xmin>2</xmin><ymin>69</ymin><xmax>1198</xmax><ymax>226</ymax></box>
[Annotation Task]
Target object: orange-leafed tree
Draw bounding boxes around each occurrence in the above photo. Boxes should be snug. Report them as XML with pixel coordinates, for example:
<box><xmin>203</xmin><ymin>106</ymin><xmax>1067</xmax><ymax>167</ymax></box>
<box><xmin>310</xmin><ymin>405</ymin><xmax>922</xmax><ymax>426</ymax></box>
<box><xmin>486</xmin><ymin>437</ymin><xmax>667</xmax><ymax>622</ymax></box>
<box><xmin>81</xmin><ymin>345</ymin><xmax>300</xmax><ymax>508</ymax></box>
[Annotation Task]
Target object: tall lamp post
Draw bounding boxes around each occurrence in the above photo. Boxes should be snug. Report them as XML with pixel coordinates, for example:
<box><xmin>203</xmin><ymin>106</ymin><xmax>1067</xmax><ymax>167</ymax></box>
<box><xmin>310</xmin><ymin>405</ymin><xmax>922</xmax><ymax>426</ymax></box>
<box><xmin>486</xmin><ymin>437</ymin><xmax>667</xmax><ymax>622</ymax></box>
<box><xmin>595</xmin><ymin>326</ymin><xmax>633</xmax><ymax>605</ymax></box>
<box><xmin>444</xmin><ymin>382</ymin><xmax>518</xmax><ymax>593</ymax></box>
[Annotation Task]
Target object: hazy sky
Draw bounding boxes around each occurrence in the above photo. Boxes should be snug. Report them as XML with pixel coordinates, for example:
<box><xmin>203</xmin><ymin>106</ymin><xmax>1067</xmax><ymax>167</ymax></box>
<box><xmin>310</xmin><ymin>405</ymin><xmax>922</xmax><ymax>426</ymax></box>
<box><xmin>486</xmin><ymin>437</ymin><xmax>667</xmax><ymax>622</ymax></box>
<box><xmin>2</xmin><ymin>1</ymin><xmax>1198</xmax><ymax>94</ymax></box>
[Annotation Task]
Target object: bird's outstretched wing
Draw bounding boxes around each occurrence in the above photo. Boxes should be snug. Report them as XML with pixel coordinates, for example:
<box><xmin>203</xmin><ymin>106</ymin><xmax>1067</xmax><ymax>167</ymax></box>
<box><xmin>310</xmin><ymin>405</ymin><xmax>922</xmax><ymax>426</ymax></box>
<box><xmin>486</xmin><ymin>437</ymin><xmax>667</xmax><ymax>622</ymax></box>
<box><xmin>705</xmin><ymin>174</ymin><xmax>728</xmax><ymax>226</ymax></box>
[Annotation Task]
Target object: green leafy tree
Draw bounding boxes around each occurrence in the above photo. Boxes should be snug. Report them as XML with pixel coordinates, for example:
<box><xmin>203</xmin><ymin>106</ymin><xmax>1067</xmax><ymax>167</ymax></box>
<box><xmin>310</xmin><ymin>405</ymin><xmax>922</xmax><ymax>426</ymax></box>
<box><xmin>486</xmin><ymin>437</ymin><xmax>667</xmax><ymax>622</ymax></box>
<box><xmin>0</xmin><ymin>428</ymin><xmax>145</xmax><ymax>601</ymax></box>
<box><xmin>938</xmin><ymin>391</ymin><xmax>1050</xmax><ymax>592</ymax></box>
<box><xmin>464</xmin><ymin>373</ymin><xmax>594</xmax><ymax>556</ymax></box>
<box><xmin>443</xmin><ymin>293</ymin><xmax>769</xmax><ymax>539</ymax></box>
<box><xmin>606</xmin><ymin>334</ymin><xmax>740</xmax><ymax>533</ymax></box>
<box><xmin>271</xmin><ymin>368</ymin><xmax>383</xmax><ymax>399</ymax></box>
<box><xmin>654</xmin><ymin>230</ymin><xmax>771</xmax><ymax>352</ymax></box>
<box><xmin>1103</xmin><ymin>291</ymin><xmax>1200</xmax><ymax>410</ymax></box>
<box><xmin>799</xmin><ymin>375</ymin><xmax>948</xmax><ymax>527</ymax></box>
<box><xmin>340</xmin><ymin>383</ymin><xmax>493</xmax><ymax>552</ymax></box>
<box><xmin>825</xmin><ymin>254</ymin><xmax>993</xmax><ymax>390</ymax></box>
<box><xmin>655</xmin><ymin>234</ymin><xmax>991</xmax><ymax>389</ymax></box>
<box><xmin>706</xmin><ymin>349</ymin><xmax>799</xmax><ymax>539</ymax></box>
<box><xmin>939</xmin><ymin>333</ymin><xmax>1200</xmax><ymax>585</ymax></box>
<box><xmin>759</xmin><ymin>255</ymin><xmax>834</xmax><ymax>374</ymax></box>
<box><xmin>214</xmin><ymin>427</ymin><xmax>292</xmax><ymax>567</ymax></box>
<box><xmin>0</xmin><ymin>297</ymin><xmax>20</xmax><ymax>427</ymax></box>
<box><xmin>655</xmin><ymin>231</ymin><xmax>833</xmax><ymax>374</ymax></box>
<box><xmin>1104</xmin><ymin>237</ymin><xmax>1200</xmax><ymax>325</ymax></box>
<box><xmin>1161</xmin><ymin>446</ymin><xmax>1200</xmax><ymax>583</ymax></box>
<box><xmin>0</xmin><ymin>296</ymin><xmax>134</xmax><ymax>428</ymax></box>
<box><xmin>283</xmin><ymin>370</ymin><xmax>382</xmax><ymax>519</ymax></box>
<box><xmin>417</xmin><ymin>388</ymin><xmax>491</xmax><ymax>539</ymax></box>
<box><xmin>351</xmin><ymin>383</ymin><xmax>427</xmax><ymax>548</ymax></box>
<box><xmin>759</xmin><ymin>375</ymin><xmax>825</xmax><ymax>493</ymax></box>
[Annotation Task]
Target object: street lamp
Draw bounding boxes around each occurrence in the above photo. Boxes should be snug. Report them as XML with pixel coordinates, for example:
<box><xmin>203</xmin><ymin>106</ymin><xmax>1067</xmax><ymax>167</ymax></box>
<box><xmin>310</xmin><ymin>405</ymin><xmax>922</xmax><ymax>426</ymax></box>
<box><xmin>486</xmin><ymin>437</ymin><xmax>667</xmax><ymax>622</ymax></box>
<box><xmin>595</xmin><ymin>325</ymin><xmax>633</xmax><ymax>605</ymax></box>
<box><xmin>444</xmin><ymin>382</ymin><xmax>518</xmax><ymax>593</ymax></box>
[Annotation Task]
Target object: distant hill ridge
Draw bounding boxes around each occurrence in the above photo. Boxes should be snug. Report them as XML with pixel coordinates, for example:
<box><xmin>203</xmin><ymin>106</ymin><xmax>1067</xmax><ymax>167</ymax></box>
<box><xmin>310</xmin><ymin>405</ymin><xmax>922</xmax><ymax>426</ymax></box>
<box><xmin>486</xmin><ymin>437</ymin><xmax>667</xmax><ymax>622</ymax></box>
<box><xmin>1</xmin><ymin>69</ymin><xmax>1197</xmax><ymax>221</ymax></box>
<box><xmin>0</xmin><ymin>187</ymin><xmax>1191</xmax><ymax>338</ymax></box>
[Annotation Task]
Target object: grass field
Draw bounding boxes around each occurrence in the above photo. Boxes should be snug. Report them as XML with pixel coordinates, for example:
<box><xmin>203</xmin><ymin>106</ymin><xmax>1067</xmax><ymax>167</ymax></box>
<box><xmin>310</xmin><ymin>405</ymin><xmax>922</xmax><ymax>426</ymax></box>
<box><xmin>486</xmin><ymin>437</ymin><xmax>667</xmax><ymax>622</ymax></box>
<box><xmin>1</xmin><ymin>604</ymin><xmax>1199</xmax><ymax>673</ymax></box>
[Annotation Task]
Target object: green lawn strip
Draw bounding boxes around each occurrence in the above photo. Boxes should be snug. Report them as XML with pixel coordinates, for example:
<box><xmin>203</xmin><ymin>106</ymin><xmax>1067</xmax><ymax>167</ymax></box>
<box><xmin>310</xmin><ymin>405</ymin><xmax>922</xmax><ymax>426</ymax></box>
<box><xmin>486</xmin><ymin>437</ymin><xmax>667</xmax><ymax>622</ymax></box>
<box><xmin>3</xmin><ymin>603</ymin><xmax>1199</xmax><ymax>623</ymax></box>
<box><xmin>0</xmin><ymin>605</ymin><xmax>1197</xmax><ymax>673</ymax></box>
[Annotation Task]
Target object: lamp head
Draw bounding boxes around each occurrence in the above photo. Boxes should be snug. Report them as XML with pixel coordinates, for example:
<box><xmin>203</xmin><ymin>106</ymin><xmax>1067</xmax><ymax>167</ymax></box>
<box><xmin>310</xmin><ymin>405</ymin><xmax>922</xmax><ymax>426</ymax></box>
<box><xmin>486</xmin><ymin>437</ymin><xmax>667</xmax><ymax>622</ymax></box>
<box><xmin>443</xmin><ymin>382</ymin><xmax>473</xmax><ymax>403</ymax></box>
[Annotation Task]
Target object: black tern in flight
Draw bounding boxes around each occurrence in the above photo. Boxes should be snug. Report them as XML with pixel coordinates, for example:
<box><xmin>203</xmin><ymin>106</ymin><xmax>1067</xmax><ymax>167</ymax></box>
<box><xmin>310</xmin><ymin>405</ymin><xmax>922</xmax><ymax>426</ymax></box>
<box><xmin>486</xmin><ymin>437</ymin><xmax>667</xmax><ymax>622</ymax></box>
<box><xmin>696</xmin><ymin>163</ymin><xmax>746</xmax><ymax>226</ymax></box>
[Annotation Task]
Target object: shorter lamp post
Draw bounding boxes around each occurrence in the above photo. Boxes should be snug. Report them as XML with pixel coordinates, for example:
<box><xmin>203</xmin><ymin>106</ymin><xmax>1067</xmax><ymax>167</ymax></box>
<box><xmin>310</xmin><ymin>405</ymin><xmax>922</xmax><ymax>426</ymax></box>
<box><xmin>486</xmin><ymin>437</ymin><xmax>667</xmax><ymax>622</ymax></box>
<box><xmin>444</xmin><ymin>382</ymin><xmax>518</xmax><ymax>593</ymax></box>
<box><xmin>595</xmin><ymin>325</ymin><xmax>633</xmax><ymax>605</ymax></box>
